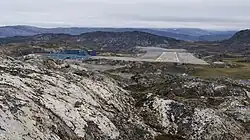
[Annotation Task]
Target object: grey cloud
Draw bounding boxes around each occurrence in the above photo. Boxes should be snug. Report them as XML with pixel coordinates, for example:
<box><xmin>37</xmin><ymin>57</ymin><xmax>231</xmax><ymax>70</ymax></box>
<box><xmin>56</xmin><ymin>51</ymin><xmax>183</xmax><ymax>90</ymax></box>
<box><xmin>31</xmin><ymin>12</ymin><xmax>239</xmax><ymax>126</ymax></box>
<box><xmin>114</xmin><ymin>14</ymin><xmax>250</xmax><ymax>23</ymax></box>
<box><xmin>0</xmin><ymin>0</ymin><xmax>250</xmax><ymax>29</ymax></box>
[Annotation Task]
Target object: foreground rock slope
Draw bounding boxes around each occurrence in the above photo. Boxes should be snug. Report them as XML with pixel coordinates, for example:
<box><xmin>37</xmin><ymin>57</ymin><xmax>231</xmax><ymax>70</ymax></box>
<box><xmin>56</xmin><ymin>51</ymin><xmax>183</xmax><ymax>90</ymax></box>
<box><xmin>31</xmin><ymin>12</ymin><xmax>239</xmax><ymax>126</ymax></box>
<box><xmin>0</xmin><ymin>56</ymin><xmax>249</xmax><ymax>140</ymax></box>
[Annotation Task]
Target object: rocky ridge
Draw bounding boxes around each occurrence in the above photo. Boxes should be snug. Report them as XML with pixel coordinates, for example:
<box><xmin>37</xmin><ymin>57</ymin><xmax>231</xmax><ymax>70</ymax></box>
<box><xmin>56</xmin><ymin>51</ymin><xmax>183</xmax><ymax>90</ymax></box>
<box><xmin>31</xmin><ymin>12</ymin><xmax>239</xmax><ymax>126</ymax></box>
<box><xmin>0</xmin><ymin>31</ymin><xmax>180</xmax><ymax>52</ymax></box>
<box><xmin>0</xmin><ymin>56</ymin><xmax>249</xmax><ymax>140</ymax></box>
<box><xmin>0</xmin><ymin>56</ymin><xmax>154</xmax><ymax>140</ymax></box>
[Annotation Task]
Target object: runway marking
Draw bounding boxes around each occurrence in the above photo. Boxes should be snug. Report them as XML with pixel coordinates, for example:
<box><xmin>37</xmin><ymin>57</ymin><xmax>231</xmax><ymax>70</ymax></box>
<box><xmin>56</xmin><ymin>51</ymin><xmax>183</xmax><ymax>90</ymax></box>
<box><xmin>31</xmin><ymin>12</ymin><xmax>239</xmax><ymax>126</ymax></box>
<box><xmin>155</xmin><ymin>52</ymin><xmax>165</xmax><ymax>61</ymax></box>
<box><xmin>175</xmin><ymin>52</ymin><xmax>180</xmax><ymax>63</ymax></box>
<box><xmin>155</xmin><ymin>52</ymin><xmax>179</xmax><ymax>62</ymax></box>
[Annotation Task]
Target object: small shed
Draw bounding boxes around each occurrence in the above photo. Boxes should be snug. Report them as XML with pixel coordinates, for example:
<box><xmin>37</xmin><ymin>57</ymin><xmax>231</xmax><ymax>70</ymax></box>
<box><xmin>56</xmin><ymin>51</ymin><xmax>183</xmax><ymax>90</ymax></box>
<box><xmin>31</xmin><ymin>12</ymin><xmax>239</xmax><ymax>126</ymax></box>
<box><xmin>88</xmin><ymin>50</ymin><xmax>97</xmax><ymax>56</ymax></box>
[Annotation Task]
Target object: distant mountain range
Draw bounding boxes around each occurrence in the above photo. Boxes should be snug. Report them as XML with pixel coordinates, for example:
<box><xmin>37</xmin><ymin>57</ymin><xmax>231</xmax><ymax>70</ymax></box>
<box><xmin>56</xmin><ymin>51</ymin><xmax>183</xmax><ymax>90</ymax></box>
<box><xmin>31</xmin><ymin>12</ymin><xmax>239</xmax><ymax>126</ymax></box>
<box><xmin>0</xmin><ymin>28</ymin><xmax>250</xmax><ymax>57</ymax></box>
<box><xmin>0</xmin><ymin>31</ymin><xmax>182</xmax><ymax>56</ymax></box>
<box><xmin>0</xmin><ymin>25</ymin><xmax>237</xmax><ymax>41</ymax></box>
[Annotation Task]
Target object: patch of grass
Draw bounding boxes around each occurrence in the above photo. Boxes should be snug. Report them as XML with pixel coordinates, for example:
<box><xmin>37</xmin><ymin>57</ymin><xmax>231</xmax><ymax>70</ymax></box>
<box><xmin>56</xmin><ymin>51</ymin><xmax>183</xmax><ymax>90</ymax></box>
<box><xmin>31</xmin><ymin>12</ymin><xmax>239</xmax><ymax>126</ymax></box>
<box><xmin>191</xmin><ymin>58</ymin><xmax>250</xmax><ymax>79</ymax></box>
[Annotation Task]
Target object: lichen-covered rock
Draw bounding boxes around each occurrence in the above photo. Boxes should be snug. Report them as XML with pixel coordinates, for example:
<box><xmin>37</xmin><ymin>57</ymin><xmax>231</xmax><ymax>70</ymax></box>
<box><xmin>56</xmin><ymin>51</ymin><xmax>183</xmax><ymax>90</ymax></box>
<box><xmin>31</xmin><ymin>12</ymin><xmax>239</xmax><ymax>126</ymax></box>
<box><xmin>0</xmin><ymin>56</ymin><xmax>250</xmax><ymax>140</ymax></box>
<box><xmin>0</xmin><ymin>56</ymin><xmax>153</xmax><ymax>140</ymax></box>
<box><xmin>123</xmin><ymin>67</ymin><xmax>250</xmax><ymax>140</ymax></box>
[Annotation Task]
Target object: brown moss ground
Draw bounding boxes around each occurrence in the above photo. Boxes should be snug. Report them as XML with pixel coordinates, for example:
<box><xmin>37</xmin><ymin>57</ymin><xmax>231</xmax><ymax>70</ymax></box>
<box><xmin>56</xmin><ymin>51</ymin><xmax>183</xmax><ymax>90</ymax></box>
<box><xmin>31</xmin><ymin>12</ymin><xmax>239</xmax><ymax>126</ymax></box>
<box><xmin>190</xmin><ymin>58</ymin><xmax>250</xmax><ymax>79</ymax></box>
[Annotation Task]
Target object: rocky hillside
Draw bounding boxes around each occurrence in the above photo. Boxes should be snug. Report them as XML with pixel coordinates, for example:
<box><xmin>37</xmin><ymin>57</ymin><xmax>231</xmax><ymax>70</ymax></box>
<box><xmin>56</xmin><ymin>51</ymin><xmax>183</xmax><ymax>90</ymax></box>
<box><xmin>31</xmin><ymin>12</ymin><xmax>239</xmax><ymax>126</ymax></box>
<box><xmin>222</xmin><ymin>29</ymin><xmax>250</xmax><ymax>52</ymax></box>
<box><xmin>0</xmin><ymin>31</ymin><xmax>180</xmax><ymax>52</ymax></box>
<box><xmin>0</xmin><ymin>56</ymin><xmax>153</xmax><ymax>140</ymax></box>
<box><xmin>0</xmin><ymin>56</ymin><xmax>249</xmax><ymax>140</ymax></box>
<box><xmin>225</xmin><ymin>29</ymin><xmax>250</xmax><ymax>44</ymax></box>
<box><xmin>74</xmin><ymin>31</ymin><xmax>179</xmax><ymax>50</ymax></box>
<box><xmin>180</xmin><ymin>29</ymin><xmax>250</xmax><ymax>54</ymax></box>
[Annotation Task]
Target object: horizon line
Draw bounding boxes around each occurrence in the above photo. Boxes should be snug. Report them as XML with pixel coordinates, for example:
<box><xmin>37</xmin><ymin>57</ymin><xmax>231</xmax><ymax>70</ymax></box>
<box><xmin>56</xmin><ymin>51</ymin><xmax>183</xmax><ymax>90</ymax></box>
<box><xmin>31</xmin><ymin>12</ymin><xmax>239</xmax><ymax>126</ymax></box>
<box><xmin>0</xmin><ymin>24</ymin><xmax>244</xmax><ymax>31</ymax></box>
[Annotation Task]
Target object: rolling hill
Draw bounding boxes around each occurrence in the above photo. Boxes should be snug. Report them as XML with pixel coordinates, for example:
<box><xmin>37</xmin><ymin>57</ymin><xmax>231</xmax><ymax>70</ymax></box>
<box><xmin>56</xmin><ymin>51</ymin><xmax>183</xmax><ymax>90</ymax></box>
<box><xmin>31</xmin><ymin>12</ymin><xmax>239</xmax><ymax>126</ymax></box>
<box><xmin>0</xmin><ymin>25</ymin><xmax>236</xmax><ymax>41</ymax></box>
<box><xmin>0</xmin><ymin>31</ymin><xmax>182</xmax><ymax>56</ymax></box>
<box><xmin>222</xmin><ymin>29</ymin><xmax>250</xmax><ymax>52</ymax></box>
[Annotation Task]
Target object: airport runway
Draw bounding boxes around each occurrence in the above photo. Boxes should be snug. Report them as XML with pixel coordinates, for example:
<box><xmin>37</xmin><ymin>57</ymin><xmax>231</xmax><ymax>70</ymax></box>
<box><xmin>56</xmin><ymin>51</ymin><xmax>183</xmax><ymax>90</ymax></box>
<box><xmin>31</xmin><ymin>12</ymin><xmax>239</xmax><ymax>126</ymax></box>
<box><xmin>91</xmin><ymin>47</ymin><xmax>208</xmax><ymax>65</ymax></box>
<box><xmin>155</xmin><ymin>52</ymin><xmax>179</xmax><ymax>62</ymax></box>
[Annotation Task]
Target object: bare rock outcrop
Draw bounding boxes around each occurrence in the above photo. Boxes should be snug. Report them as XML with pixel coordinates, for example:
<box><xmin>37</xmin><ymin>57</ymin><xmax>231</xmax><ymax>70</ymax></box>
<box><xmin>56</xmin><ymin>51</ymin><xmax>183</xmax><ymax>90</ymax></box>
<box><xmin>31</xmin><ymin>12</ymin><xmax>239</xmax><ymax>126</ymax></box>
<box><xmin>0</xmin><ymin>56</ymin><xmax>153</xmax><ymax>140</ymax></box>
<box><xmin>0</xmin><ymin>56</ymin><xmax>249</xmax><ymax>140</ymax></box>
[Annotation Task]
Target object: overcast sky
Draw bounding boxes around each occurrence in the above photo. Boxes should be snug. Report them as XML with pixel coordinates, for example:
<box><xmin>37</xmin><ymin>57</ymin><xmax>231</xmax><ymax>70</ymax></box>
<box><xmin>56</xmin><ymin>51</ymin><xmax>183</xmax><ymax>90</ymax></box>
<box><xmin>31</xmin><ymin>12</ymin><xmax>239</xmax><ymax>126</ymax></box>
<box><xmin>1</xmin><ymin>0</ymin><xmax>250</xmax><ymax>30</ymax></box>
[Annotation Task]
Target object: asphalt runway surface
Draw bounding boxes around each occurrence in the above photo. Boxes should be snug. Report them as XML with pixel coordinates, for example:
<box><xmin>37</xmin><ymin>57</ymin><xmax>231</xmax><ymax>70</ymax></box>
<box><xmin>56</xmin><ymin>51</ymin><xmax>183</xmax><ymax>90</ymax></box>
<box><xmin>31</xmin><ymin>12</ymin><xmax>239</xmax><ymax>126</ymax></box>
<box><xmin>91</xmin><ymin>47</ymin><xmax>208</xmax><ymax>65</ymax></box>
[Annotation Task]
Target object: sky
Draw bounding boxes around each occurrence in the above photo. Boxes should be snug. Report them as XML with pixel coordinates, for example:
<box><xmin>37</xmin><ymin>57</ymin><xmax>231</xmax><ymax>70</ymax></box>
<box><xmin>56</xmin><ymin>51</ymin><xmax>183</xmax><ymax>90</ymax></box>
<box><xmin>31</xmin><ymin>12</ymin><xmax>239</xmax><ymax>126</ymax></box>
<box><xmin>1</xmin><ymin>0</ymin><xmax>250</xmax><ymax>30</ymax></box>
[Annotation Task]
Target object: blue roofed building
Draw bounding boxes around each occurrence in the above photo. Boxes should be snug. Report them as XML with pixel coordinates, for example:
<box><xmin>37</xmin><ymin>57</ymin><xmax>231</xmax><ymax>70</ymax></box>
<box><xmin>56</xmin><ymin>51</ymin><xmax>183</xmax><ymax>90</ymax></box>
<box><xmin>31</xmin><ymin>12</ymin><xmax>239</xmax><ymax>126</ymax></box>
<box><xmin>44</xmin><ymin>49</ymin><xmax>90</xmax><ymax>60</ymax></box>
